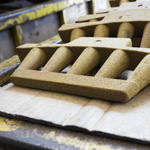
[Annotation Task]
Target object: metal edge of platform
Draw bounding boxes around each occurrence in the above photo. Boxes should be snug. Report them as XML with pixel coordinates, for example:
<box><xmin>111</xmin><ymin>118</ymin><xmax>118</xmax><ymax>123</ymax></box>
<box><xmin>0</xmin><ymin>0</ymin><xmax>91</xmax><ymax>31</ymax></box>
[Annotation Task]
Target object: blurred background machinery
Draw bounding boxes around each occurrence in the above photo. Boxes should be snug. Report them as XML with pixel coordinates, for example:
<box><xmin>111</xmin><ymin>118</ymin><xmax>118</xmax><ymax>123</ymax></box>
<box><xmin>0</xmin><ymin>0</ymin><xmax>110</xmax><ymax>63</ymax></box>
<box><xmin>0</xmin><ymin>0</ymin><xmax>110</xmax><ymax>85</ymax></box>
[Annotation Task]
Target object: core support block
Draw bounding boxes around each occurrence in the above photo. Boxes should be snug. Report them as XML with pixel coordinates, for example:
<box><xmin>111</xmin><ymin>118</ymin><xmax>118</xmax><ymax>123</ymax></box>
<box><xmin>58</xmin><ymin>8</ymin><xmax>150</xmax><ymax>48</ymax></box>
<box><xmin>11</xmin><ymin>37</ymin><xmax>150</xmax><ymax>102</ymax></box>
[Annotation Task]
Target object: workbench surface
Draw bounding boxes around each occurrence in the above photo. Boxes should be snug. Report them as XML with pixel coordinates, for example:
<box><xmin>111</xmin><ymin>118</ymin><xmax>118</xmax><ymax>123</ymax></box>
<box><xmin>0</xmin><ymin>82</ymin><xmax>150</xmax><ymax>150</ymax></box>
<box><xmin>1</xmin><ymin>35</ymin><xmax>150</xmax><ymax>150</ymax></box>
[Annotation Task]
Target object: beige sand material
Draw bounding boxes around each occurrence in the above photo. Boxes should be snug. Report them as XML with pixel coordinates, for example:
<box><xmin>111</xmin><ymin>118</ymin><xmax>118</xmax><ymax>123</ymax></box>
<box><xmin>128</xmin><ymin>54</ymin><xmax>150</xmax><ymax>90</ymax></box>
<box><xmin>67</xmin><ymin>47</ymin><xmax>100</xmax><ymax>75</ymax></box>
<box><xmin>58</xmin><ymin>8</ymin><xmax>150</xmax><ymax>48</ymax></box>
<box><xmin>140</xmin><ymin>22</ymin><xmax>150</xmax><ymax>48</ymax></box>
<box><xmin>76</xmin><ymin>1</ymin><xmax>148</xmax><ymax>23</ymax></box>
<box><xmin>70</xmin><ymin>28</ymin><xmax>86</xmax><ymax>41</ymax></box>
<box><xmin>95</xmin><ymin>49</ymin><xmax>130</xmax><ymax>78</ymax></box>
<box><xmin>118</xmin><ymin>1</ymin><xmax>150</xmax><ymax>10</ymax></box>
<box><xmin>89</xmin><ymin>19</ymin><xmax>98</xmax><ymax>22</ymax></box>
<box><xmin>76</xmin><ymin>13</ymin><xmax>107</xmax><ymax>23</ymax></box>
<box><xmin>11</xmin><ymin>37</ymin><xmax>150</xmax><ymax>102</ymax></box>
<box><xmin>94</xmin><ymin>25</ymin><xmax>110</xmax><ymax>37</ymax></box>
<box><xmin>16</xmin><ymin>37</ymin><xmax>132</xmax><ymax>61</ymax></box>
<box><xmin>19</xmin><ymin>47</ymin><xmax>47</xmax><ymax>70</ymax></box>
<box><xmin>117</xmin><ymin>22</ymin><xmax>134</xmax><ymax>38</ymax></box>
<box><xmin>42</xmin><ymin>47</ymin><xmax>73</xmax><ymax>72</ymax></box>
